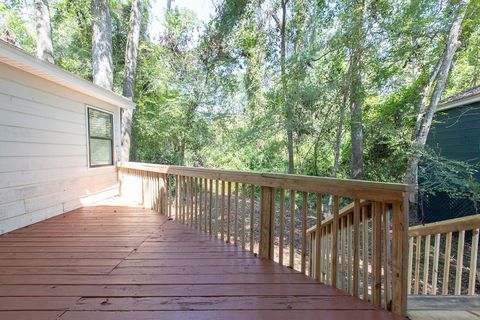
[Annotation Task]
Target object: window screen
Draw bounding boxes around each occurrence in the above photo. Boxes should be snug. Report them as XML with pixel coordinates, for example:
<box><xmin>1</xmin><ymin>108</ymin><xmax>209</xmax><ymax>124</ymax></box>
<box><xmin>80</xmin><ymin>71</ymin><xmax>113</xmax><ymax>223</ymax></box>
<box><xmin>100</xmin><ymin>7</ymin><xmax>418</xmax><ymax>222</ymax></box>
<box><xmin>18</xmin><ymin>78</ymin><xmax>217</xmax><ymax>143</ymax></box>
<box><xmin>88</xmin><ymin>107</ymin><xmax>113</xmax><ymax>167</ymax></box>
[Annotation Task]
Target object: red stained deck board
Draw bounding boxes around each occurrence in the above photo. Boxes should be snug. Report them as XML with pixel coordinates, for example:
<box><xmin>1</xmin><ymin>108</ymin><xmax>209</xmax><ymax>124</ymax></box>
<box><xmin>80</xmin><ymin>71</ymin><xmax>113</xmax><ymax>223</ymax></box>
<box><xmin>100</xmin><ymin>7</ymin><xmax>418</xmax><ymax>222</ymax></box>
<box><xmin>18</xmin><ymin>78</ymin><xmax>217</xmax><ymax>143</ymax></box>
<box><xmin>0</xmin><ymin>202</ymin><xmax>405</xmax><ymax>320</ymax></box>
<box><xmin>56</xmin><ymin>310</ymin><xmax>405</xmax><ymax>320</ymax></box>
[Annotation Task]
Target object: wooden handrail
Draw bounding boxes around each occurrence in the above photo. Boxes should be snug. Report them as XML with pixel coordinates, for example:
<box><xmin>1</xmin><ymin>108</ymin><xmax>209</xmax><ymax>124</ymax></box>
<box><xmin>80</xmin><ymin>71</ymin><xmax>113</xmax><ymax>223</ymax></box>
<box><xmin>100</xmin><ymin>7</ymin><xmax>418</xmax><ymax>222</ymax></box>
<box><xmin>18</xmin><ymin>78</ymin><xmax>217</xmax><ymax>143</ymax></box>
<box><xmin>408</xmin><ymin>214</ymin><xmax>480</xmax><ymax>237</ymax></box>
<box><xmin>118</xmin><ymin>162</ymin><xmax>412</xmax><ymax>202</ymax></box>
<box><xmin>307</xmin><ymin>200</ymin><xmax>371</xmax><ymax>234</ymax></box>
<box><xmin>406</xmin><ymin>214</ymin><xmax>479</xmax><ymax>296</ymax></box>
<box><xmin>117</xmin><ymin>162</ymin><xmax>410</xmax><ymax>316</ymax></box>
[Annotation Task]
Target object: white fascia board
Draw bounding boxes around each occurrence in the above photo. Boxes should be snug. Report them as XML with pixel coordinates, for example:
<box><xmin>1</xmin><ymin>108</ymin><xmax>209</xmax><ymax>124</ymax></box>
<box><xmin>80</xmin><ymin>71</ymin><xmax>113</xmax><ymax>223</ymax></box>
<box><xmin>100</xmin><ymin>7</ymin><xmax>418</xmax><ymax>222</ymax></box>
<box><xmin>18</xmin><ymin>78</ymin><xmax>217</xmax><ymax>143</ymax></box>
<box><xmin>437</xmin><ymin>95</ymin><xmax>480</xmax><ymax>112</ymax></box>
<box><xmin>0</xmin><ymin>40</ymin><xmax>135</xmax><ymax>109</ymax></box>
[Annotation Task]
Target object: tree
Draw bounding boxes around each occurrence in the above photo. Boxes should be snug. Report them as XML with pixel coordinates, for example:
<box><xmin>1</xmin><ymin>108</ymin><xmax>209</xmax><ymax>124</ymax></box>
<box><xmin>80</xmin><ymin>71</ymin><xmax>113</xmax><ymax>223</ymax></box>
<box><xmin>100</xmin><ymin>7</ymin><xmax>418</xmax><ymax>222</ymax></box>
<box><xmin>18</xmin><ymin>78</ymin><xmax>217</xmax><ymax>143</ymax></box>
<box><xmin>273</xmin><ymin>0</ymin><xmax>294</xmax><ymax>174</ymax></box>
<box><xmin>91</xmin><ymin>0</ymin><xmax>113</xmax><ymax>90</ymax></box>
<box><xmin>121</xmin><ymin>0</ymin><xmax>143</xmax><ymax>162</ymax></box>
<box><xmin>35</xmin><ymin>0</ymin><xmax>54</xmax><ymax>63</ymax></box>
<box><xmin>405</xmin><ymin>0</ymin><xmax>471</xmax><ymax>186</ymax></box>
<box><xmin>5</xmin><ymin>0</ymin><xmax>480</xmax><ymax>206</ymax></box>
<box><xmin>347</xmin><ymin>0</ymin><xmax>367</xmax><ymax>180</ymax></box>
<box><xmin>167</xmin><ymin>0</ymin><xmax>174</xmax><ymax>12</ymax></box>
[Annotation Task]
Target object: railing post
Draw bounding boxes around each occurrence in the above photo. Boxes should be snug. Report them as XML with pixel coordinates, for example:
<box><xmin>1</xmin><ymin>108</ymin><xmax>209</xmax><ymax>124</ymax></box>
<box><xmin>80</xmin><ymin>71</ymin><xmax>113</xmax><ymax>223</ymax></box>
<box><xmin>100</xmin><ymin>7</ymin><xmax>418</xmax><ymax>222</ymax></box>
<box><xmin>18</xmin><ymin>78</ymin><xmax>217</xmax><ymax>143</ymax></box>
<box><xmin>331</xmin><ymin>195</ymin><xmax>339</xmax><ymax>288</ymax></box>
<box><xmin>259</xmin><ymin>186</ymin><xmax>275</xmax><ymax>260</ymax></box>
<box><xmin>391</xmin><ymin>194</ymin><xmax>409</xmax><ymax>316</ymax></box>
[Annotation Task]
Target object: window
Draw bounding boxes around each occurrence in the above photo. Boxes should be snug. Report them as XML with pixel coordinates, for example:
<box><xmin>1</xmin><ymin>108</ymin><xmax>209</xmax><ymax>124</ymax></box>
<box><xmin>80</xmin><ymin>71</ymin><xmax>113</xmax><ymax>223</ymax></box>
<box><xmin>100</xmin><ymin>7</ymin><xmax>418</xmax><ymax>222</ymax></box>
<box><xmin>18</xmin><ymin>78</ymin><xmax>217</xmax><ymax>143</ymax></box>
<box><xmin>87</xmin><ymin>107</ymin><xmax>113</xmax><ymax>167</ymax></box>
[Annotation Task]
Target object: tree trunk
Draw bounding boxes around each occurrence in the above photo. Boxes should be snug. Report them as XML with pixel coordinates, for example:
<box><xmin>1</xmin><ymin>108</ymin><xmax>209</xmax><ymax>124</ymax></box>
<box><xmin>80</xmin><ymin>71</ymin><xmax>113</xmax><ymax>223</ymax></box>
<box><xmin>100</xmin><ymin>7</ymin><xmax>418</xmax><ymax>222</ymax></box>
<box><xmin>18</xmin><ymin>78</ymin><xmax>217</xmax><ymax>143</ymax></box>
<box><xmin>279</xmin><ymin>0</ymin><xmax>294</xmax><ymax>174</ymax></box>
<box><xmin>404</xmin><ymin>0</ymin><xmax>469</xmax><ymax>186</ymax></box>
<box><xmin>92</xmin><ymin>0</ymin><xmax>113</xmax><ymax>90</ymax></box>
<box><xmin>35</xmin><ymin>0</ymin><xmax>54</xmax><ymax>63</ymax></box>
<box><xmin>121</xmin><ymin>0</ymin><xmax>143</xmax><ymax>162</ymax></box>
<box><xmin>332</xmin><ymin>88</ymin><xmax>347</xmax><ymax>178</ymax></box>
<box><xmin>167</xmin><ymin>0</ymin><xmax>173</xmax><ymax>12</ymax></box>
<box><xmin>348</xmin><ymin>0</ymin><xmax>366</xmax><ymax>180</ymax></box>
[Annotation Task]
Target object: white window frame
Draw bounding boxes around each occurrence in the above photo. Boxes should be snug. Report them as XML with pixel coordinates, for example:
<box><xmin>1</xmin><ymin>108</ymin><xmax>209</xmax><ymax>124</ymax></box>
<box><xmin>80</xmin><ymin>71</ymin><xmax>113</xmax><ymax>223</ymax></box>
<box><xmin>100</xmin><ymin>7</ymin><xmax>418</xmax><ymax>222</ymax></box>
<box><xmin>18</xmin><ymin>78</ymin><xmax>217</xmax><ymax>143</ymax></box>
<box><xmin>86</xmin><ymin>105</ymin><xmax>115</xmax><ymax>168</ymax></box>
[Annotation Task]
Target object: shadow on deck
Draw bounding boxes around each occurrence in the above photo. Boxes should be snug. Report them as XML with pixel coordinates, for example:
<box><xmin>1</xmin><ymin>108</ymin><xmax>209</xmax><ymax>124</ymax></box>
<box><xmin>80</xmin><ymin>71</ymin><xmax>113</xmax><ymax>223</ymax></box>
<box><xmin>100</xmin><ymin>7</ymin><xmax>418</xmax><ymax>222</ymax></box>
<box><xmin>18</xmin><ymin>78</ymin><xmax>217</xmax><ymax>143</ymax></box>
<box><xmin>0</xmin><ymin>198</ymin><xmax>405</xmax><ymax>320</ymax></box>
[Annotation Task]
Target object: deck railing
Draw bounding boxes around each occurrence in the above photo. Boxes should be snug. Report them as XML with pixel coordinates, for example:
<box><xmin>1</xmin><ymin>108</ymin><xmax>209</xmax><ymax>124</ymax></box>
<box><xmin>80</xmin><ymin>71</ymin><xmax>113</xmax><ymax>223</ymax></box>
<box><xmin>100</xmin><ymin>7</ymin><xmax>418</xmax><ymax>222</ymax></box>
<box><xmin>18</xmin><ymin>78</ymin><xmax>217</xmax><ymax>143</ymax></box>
<box><xmin>307</xmin><ymin>199</ymin><xmax>406</xmax><ymax>311</ymax></box>
<box><xmin>117</xmin><ymin>162</ymin><xmax>411</xmax><ymax>316</ymax></box>
<box><xmin>407</xmin><ymin>214</ymin><xmax>479</xmax><ymax>296</ymax></box>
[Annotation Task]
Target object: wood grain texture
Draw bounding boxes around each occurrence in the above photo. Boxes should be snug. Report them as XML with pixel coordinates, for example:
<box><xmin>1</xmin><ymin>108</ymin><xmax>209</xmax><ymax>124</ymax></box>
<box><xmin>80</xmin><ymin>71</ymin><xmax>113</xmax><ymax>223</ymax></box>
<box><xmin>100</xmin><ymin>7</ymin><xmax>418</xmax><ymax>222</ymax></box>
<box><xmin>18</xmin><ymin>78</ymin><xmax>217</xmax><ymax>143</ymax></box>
<box><xmin>0</xmin><ymin>199</ymin><xmax>404</xmax><ymax>320</ymax></box>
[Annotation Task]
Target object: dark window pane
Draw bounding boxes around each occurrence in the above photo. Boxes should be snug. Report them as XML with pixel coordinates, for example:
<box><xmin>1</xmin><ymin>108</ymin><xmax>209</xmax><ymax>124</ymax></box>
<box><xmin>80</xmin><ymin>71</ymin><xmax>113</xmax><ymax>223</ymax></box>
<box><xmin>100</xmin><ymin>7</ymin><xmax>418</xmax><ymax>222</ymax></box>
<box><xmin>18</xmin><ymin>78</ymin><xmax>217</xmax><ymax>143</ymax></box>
<box><xmin>89</xmin><ymin>138</ymin><xmax>112</xmax><ymax>166</ymax></box>
<box><xmin>88</xmin><ymin>108</ymin><xmax>112</xmax><ymax>138</ymax></box>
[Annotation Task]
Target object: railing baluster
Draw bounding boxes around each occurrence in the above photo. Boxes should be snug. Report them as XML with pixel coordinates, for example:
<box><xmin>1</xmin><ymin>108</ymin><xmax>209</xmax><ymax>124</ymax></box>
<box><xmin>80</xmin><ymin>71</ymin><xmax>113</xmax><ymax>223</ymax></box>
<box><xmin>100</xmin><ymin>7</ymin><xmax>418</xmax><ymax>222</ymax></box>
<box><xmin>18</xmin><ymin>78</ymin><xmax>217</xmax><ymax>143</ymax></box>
<box><xmin>204</xmin><ymin>178</ymin><xmax>208</xmax><ymax>232</ymax></box>
<box><xmin>190</xmin><ymin>176</ymin><xmax>193</xmax><ymax>225</ymax></box>
<box><xmin>353</xmin><ymin>199</ymin><xmax>360</xmax><ymax>297</ymax></box>
<box><xmin>221</xmin><ymin>181</ymin><xmax>225</xmax><ymax>241</ymax></box>
<box><xmin>383</xmin><ymin>204</ymin><xmax>391</xmax><ymax>308</ymax></box>
<box><xmin>183</xmin><ymin>176</ymin><xmax>187</xmax><ymax>224</ymax></box>
<box><xmin>175</xmin><ymin>175</ymin><xmax>179</xmax><ymax>220</ymax></box>
<box><xmin>414</xmin><ymin>235</ymin><xmax>421</xmax><ymax>295</ymax></box>
<box><xmin>301</xmin><ymin>192</ymin><xmax>307</xmax><ymax>274</ymax></box>
<box><xmin>194</xmin><ymin>177</ymin><xmax>198</xmax><ymax>228</ymax></box>
<box><xmin>184</xmin><ymin>176</ymin><xmax>187</xmax><ymax>223</ymax></box>
<box><xmin>241</xmin><ymin>184</ymin><xmax>246</xmax><ymax>249</ymax></box>
<box><xmin>431</xmin><ymin>233</ymin><xmax>440</xmax><ymax>295</ymax></box>
<box><xmin>423</xmin><ymin>234</ymin><xmax>431</xmax><ymax>295</ymax></box>
<box><xmin>408</xmin><ymin>236</ymin><xmax>413</xmax><ymax>295</ymax></box>
<box><xmin>205</xmin><ymin>179</ymin><xmax>213</xmax><ymax>235</ymax></box>
<box><xmin>198</xmin><ymin>178</ymin><xmax>203</xmax><ymax>230</ymax></box>
<box><xmin>166</xmin><ymin>175</ymin><xmax>170</xmax><ymax>216</ymax></box>
<box><xmin>340</xmin><ymin>215</ymin><xmax>344</xmax><ymax>290</ymax></box>
<box><xmin>179</xmin><ymin>175</ymin><xmax>183</xmax><ymax>222</ymax></box>
<box><xmin>215</xmin><ymin>180</ymin><xmax>220</xmax><ymax>237</ymax></box>
<box><xmin>234</xmin><ymin>182</ymin><xmax>239</xmax><ymax>246</ymax></box>
<box><xmin>468</xmin><ymin>228</ymin><xmax>479</xmax><ymax>295</ymax></box>
<box><xmin>249</xmin><ymin>184</ymin><xmax>255</xmax><ymax>253</ymax></box>
<box><xmin>289</xmin><ymin>190</ymin><xmax>296</xmax><ymax>268</ymax></box>
<box><xmin>442</xmin><ymin>232</ymin><xmax>452</xmax><ymax>294</ymax></box>
<box><xmin>362</xmin><ymin>205</ymin><xmax>368</xmax><ymax>300</ymax></box>
<box><xmin>227</xmin><ymin>181</ymin><xmax>231</xmax><ymax>243</ymax></box>
<box><xmin>315</xmin><ymin>193</ymin><xmax>322</xmax><ymax>281</ymax></box>
<box><xmin>332</xmin><ymin>195</ymin><xmax>339</xmax><ymax>288</ymax></box>
<box><xmin>347</xmin><ymin>213</ymin><xmax>352</xmax><ymax>294</ymax></box>
<box><xmin>372</xmin><ymin>201</ymin><xmax>382</xmax><ymax>307</ymax></box>
<box><xmin>184</xmin><ymin>176</ymin><xmax>188</xmax><ymax>224</ymax></box>
<box><xmin>454</xmin><ymin>230</ymin><xmax>465</xmax><ymax>295</ymax></box>
<box><xmin>321</xmin><ymin>225</ymin><xmax>326</xmax><ymax>282</ymax></box>
<box><xmin>279</xmin><ymin>189</ymin><xmax>285</xmax><ymax>265</ymax></box>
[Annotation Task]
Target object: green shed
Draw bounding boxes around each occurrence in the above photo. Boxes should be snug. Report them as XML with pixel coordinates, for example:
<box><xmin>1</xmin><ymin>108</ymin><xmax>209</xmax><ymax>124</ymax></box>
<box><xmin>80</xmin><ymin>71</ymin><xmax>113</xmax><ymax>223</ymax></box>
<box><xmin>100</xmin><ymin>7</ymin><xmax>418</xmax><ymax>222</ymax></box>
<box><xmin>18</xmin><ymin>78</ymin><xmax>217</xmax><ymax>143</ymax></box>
<box><xmin>419</xmin><ymin>86</ymin><xmax>480</xmax><ymax>223</ymax></box>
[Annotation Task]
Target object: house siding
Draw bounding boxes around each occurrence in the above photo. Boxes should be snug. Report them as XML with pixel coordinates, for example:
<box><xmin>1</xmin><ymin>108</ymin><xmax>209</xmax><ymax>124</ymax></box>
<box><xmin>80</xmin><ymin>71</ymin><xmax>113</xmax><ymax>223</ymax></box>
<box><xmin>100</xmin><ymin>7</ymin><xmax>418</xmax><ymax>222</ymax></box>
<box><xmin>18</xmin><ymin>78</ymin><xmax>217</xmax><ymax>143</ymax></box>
<box><xmin>420</xmin><ymin>102</ymin><xmax>480</xmax><ymax>223</ymax></box>
<box><xmin>0</xmin><ymin>62</ymin><xmax>121</xmax><ymax>234</ymax></box>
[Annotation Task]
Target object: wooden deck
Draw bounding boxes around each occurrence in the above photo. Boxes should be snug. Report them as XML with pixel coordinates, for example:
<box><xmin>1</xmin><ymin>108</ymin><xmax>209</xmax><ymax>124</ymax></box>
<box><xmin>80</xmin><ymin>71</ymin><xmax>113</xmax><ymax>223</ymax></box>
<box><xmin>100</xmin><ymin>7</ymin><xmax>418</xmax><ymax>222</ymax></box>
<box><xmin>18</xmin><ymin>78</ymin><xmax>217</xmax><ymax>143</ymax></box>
<box><xmin>0</xmin><ymin>199</ymin><xmax>404</xmax><ymax>320</ymax></box>
<box><xmin>408</xmin><ymin>296</ymin><xmax>480</xmax><ymax>320</ymax></box>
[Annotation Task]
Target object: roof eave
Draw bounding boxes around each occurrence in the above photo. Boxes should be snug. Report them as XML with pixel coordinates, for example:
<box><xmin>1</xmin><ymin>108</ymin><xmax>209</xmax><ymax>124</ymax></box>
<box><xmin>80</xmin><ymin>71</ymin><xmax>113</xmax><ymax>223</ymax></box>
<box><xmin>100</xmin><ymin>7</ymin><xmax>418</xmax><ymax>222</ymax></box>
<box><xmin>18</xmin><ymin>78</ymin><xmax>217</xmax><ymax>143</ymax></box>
<box><xmin>0</xmin><ymin>41</ymin><xmax>135</xmax><ymax>110</ymax></box>
<box><xmin>437</xmin><ymin>93</ymin><xmax>480</xmax><ymax>112</ymax></box>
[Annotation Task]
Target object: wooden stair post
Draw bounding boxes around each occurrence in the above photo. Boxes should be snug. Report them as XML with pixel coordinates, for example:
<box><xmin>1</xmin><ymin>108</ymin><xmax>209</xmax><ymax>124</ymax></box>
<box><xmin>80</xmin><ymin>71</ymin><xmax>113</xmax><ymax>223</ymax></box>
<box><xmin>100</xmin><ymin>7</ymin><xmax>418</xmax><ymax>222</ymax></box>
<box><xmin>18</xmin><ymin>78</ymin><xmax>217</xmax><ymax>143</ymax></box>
<box><xmin>259</xmin><ymin>186</ymin><xmax>275</xmax><ymax>260</ymax></box>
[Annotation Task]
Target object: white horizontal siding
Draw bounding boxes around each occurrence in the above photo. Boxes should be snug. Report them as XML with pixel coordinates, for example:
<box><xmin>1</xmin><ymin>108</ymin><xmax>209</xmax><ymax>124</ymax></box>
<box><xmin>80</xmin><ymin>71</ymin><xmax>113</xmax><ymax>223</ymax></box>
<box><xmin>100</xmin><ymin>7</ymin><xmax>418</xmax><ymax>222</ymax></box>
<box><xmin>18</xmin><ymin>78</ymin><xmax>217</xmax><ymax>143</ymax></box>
<box><xmin>0</xmin><ymin>170</ymin><xmax>117</xmax><ymax>204</ymax></box>
<box><xmin>0</xmin><ymin>108</ymin><xmax>86</xmax><ymax>134</ymax></box>
<box><xmin>0</xmin><ymin>62</ymin><xmax>121</xmax><ymax>234</ymax></box>
<box><xmin>0</xmin><ymin>156</ymin><xmax>87</xmax><ymax>173</ymax></box>
<box><xmin>0</xmin><ymin>125</ymin><xmax>85</xmax><ymax>146</ymax></box>
<box><xmin>0</xmin><ymin>92</ymin><xmax>85</xmax><ymax>124</ymax></box>
<box><xmin>0</xmin><ymin>200</ymin><xmax>26</xmax><ymax>221</ymax></box>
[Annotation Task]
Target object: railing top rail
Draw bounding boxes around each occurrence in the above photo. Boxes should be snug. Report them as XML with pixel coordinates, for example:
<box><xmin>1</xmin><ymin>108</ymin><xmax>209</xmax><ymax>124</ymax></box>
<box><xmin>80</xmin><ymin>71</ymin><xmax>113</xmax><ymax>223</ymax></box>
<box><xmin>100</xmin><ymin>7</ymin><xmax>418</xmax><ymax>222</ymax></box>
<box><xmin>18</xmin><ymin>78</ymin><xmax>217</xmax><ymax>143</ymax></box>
<box><xmin>306</xmin><ymin>200</ymin><xmax>372</xmax><ymax>234</ymax></box>
<box><xmin>408</xmin><ymin>214</ymin><xmax>480</xmax><ymax>237</ymax></box>
<box><xmin>118</xmin><ymin>162</ymin><xmax>413</xmax><ymax>202</ymax></box>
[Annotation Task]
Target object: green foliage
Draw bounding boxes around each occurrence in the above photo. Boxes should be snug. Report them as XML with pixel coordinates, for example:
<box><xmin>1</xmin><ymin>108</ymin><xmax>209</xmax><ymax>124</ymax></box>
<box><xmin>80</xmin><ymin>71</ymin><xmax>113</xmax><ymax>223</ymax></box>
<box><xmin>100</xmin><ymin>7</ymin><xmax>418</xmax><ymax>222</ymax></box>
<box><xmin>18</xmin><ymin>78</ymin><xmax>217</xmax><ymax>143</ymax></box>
<box><xmin>419</xmin><ymin>147</ymin><xmax>480</xmax><ymax>203</ymax></box>
<box><xmin>0</xmin><ymin>0</ymin><xmax>35</xmax><ymax>52</ymax></box>
<box><xmin>2</xmin><ymin>0</ymin><xmax>480</xmax><ymax>205</ymax></box>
